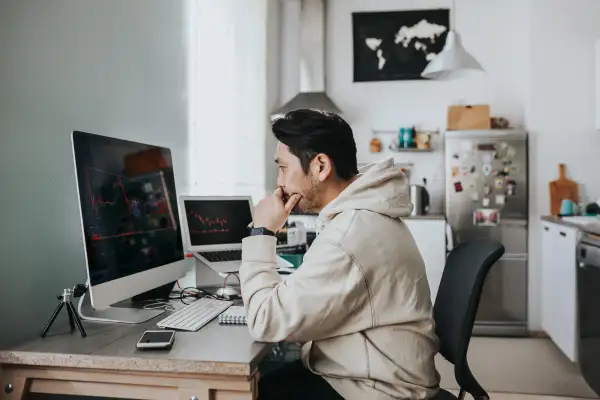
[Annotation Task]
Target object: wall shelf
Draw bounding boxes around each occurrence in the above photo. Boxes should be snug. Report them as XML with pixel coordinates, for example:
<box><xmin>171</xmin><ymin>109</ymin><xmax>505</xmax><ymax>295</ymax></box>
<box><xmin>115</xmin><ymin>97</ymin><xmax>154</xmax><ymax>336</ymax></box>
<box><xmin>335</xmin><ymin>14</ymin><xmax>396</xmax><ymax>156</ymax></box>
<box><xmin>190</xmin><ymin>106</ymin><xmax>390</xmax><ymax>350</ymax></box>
<box><xmin>389</xmin><ymin>147</ymin><xmax>432</xmax><ymax>153</ymax></box>
<box><xmin>370</xmin><ymin>128</ymin><xmax>437</xmax><ymax>153</ymax></box>
<box><xmin>371</xmin><ymin>128</ymin><xmax>440</xmax><ymax>136</ymax></box>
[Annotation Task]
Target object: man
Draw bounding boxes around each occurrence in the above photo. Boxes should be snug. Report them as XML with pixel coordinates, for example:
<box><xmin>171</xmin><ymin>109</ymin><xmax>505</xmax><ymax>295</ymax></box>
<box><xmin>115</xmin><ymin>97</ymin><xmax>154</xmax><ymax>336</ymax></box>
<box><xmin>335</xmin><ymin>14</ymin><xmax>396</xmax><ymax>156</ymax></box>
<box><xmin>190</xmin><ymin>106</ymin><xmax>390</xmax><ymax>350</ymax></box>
<box><xmin>239</xmin><ymin>109</ymin><xmax>440</xmax><ymax>400</ymax></box>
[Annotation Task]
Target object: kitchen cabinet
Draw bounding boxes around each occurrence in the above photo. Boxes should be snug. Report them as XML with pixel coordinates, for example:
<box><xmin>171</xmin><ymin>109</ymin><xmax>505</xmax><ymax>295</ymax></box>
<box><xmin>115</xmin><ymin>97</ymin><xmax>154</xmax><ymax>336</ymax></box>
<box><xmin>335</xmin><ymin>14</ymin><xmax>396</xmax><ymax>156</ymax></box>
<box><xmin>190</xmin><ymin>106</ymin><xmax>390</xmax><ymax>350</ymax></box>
<box><xmin>404</xmin><ymin>219</ymin><xmax>447</xmax><ymax>302</ymax></box>
<box><xmin>541</xmin><ymin>221</ymin><xmax>579</xmax><ymax>363</ymax></box>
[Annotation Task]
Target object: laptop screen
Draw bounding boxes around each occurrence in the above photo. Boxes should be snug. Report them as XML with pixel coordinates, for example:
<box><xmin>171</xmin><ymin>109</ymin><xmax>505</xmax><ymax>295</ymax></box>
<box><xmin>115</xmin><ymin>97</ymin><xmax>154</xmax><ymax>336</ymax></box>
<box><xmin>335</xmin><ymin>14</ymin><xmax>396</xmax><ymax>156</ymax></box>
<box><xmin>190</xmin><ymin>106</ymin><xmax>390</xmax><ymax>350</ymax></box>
<box><xmin>184</xmin><ymin>199</ymin><xmax>253</xmax><ymax>247</ymax></box>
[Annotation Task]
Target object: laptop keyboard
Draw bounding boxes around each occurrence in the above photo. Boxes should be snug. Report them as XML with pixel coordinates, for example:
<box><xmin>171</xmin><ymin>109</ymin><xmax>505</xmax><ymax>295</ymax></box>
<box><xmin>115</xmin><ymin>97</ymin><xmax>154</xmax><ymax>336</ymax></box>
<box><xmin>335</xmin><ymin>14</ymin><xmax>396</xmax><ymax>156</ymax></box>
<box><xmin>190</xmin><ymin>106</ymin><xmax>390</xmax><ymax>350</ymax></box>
<box><xmin>200</xmin><ymin>250</ymin><xmax>242</xmax><ymax>263</ymax></box>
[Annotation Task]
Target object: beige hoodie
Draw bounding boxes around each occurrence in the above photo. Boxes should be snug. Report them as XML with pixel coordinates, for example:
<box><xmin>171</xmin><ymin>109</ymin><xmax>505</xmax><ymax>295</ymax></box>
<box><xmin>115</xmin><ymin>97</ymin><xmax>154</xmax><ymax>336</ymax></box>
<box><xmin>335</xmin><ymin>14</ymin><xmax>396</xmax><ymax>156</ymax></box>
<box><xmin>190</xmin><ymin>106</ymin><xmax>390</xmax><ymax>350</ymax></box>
<box><xmin>240</xmin><ymin>158</ymin><xmax>440</xmax><ymax>399</ymax></box>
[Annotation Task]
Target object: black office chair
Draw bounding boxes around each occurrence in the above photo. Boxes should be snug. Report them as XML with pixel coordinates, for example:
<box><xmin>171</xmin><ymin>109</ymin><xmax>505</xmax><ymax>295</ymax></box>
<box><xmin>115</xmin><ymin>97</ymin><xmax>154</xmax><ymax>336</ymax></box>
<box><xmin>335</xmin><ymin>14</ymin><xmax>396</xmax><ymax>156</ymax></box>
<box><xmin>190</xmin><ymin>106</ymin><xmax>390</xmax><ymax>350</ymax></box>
<box><xmin>433</xmin><ymin>239</ymin><xmax>505</xmax><ymax>400</ymax></box>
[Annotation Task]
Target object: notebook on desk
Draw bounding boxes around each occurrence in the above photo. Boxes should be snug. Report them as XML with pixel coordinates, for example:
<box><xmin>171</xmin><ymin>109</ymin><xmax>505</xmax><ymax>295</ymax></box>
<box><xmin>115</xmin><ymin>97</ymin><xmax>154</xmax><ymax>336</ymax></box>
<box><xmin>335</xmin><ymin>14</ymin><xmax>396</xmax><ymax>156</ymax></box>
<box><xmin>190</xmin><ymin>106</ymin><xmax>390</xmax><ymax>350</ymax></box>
<box><xmin>218</xmin><ymin>306</ymin><xmax>247</xmax><ymax>325</ymax></box>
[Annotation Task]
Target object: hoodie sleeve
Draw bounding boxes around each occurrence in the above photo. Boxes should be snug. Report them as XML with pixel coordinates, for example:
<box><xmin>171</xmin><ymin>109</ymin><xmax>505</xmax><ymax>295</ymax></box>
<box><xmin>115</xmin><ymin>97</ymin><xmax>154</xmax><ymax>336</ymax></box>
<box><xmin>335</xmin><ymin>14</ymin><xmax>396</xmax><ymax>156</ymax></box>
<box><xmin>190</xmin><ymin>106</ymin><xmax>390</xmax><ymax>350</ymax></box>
<box><xmin>239</xmin><ymin>235</ymin><xmax>372</xmax><ymax>343</ymax></box>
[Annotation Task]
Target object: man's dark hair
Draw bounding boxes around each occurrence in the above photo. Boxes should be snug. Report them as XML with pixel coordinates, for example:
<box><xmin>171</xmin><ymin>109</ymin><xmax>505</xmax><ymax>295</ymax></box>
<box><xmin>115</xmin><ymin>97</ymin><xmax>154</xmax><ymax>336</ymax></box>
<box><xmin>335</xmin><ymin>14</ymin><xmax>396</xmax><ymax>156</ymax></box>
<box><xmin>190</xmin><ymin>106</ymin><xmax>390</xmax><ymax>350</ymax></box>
<box><xmin>272</xmin><ymin>109</ymin><xmax>358</xmax><ymax>180</ymax></box>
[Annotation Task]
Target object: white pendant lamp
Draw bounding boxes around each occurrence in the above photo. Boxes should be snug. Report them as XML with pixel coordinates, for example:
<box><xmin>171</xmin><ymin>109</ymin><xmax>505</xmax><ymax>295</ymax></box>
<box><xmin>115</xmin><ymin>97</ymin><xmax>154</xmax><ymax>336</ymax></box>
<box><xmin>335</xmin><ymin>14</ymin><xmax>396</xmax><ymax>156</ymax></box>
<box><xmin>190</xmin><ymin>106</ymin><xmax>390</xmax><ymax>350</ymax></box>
<box><xmin>421</xmin><ymin>0</ymin><xmax>483</xmax><ymax>79</ymax></box>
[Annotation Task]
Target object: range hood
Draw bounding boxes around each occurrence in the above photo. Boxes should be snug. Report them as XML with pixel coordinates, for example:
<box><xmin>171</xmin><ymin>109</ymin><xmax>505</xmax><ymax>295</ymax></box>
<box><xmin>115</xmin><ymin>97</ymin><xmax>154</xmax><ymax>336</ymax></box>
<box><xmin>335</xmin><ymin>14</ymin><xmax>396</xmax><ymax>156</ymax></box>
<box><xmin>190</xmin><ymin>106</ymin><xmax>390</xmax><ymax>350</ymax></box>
<box><xmin>271</xmin><ymin>0</ymin><xmax>342</xmax><ymax>119</ymax></box>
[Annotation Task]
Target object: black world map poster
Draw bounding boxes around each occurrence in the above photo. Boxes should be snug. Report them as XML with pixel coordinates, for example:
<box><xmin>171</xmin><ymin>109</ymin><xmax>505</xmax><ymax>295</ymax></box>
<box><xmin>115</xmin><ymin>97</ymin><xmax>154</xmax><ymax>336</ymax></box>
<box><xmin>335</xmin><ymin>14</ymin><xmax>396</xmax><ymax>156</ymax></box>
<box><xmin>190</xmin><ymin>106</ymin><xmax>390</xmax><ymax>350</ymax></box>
<box><xmin>352</xmin><ymin>9</ymin><xmax>450</xmax><ymax>82</ymax></box>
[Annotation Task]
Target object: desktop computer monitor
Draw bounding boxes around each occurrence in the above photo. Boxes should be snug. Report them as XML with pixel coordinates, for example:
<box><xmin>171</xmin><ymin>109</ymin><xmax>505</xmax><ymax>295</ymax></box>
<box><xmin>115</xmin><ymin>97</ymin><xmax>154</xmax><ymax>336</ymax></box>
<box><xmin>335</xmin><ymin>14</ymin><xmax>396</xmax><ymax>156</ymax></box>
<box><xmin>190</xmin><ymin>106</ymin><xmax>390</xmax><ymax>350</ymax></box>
<box><xmin>179</xmin><ymin>196</ymin><xmax>253</xmax><ymax>252</ymax></box>
<box><xmin>71</xmin><ymin>131</ymin><xmax>189</xmax><ymax>323</ymax></box>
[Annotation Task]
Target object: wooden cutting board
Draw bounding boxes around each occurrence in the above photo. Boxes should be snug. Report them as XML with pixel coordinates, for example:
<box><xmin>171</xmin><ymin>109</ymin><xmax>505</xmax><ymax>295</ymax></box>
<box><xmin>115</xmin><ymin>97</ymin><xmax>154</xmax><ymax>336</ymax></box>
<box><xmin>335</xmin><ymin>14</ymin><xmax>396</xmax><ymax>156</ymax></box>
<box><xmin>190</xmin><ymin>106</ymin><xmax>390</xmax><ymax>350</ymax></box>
<box><xmin>549</xmin><ymin>163</ymin><xmax>579</xmax><ymax>215</ymax></box>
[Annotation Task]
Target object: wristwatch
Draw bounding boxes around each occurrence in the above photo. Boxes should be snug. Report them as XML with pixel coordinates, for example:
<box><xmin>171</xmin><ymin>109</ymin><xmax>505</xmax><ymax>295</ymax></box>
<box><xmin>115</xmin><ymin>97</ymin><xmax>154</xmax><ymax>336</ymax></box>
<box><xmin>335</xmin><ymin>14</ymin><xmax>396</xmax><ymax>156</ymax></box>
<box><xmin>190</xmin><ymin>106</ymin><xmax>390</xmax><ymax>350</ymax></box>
<box><xmin>249</xmin><ymin>227</ymin><xmax>275</xmax><ymax>237</ymax></box>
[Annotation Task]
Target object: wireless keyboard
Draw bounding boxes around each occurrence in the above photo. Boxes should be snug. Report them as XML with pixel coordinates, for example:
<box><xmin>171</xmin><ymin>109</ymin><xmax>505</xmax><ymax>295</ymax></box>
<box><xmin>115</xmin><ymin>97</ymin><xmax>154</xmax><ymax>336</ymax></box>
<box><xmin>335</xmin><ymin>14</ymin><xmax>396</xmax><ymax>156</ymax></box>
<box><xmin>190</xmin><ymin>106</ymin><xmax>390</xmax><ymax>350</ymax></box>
<box><xmin>156</xmin><ymin>297</ymin><xmax>233</xmax><ymax>332</ymax></box>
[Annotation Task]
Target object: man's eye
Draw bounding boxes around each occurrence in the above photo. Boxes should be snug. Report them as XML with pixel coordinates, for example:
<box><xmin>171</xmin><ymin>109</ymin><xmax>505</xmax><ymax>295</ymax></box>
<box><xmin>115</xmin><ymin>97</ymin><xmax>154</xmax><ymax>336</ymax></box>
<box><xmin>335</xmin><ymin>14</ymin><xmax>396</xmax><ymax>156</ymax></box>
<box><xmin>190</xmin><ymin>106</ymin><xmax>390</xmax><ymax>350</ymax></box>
<box><xmin>278</xmin><ymin>166</ymin><xmax>285</xmax><ymax>171</ymax></box>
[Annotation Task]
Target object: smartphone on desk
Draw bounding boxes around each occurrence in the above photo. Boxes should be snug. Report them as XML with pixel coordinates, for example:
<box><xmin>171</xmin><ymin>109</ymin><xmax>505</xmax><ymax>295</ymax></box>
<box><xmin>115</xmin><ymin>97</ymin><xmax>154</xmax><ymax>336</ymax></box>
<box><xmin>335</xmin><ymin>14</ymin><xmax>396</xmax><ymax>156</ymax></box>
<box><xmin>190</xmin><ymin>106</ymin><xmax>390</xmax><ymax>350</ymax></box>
<box><xmin>136</xmin><ymin>330</ymin><xmax>176</xmax><ymax>350</ymax></box>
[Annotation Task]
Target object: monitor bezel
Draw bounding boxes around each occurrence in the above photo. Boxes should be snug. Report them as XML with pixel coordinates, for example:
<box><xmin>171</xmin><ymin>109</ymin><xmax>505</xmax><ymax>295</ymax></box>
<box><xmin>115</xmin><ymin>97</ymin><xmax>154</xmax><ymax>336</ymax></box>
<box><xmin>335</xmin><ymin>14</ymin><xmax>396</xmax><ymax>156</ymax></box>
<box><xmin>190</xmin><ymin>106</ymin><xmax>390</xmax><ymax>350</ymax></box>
<box><xmin>71</xmin><ymin>131</ymin><xmax>189</xmax><ymax>310</ymax></box>
<box><xmin>179</xmin><ymin>195</ymin><xmax>254</xmax><ymax>252</ymax></box>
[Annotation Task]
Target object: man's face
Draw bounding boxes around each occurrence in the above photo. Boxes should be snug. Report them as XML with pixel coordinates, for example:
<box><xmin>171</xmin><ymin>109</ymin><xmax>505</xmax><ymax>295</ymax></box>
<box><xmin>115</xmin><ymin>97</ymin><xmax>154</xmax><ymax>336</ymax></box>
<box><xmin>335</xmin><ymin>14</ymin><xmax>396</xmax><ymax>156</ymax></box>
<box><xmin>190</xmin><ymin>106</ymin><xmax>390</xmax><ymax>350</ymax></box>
<box><xmin>274</xmin><ymin>143</ymin><xmax>321</xmax><ymax>213</ymax></box>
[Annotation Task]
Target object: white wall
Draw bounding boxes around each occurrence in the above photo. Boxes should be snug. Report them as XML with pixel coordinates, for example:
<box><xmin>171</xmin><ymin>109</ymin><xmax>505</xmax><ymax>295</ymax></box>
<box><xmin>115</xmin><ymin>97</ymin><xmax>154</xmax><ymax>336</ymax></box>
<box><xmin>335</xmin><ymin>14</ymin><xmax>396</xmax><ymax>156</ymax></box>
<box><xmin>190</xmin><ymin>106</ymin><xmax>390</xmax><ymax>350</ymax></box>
<box><xmin>188</xmin><ymin>0</ymin><xmax>276</xmax><ymax>201</ymax></box>
<box><xmin>183</xmin><ymin>0</ymin><xmax>278</xmax><ymax>287</ymax></box>
<box><xmin>0</xmin><ymin>0</ymin><xmax>188</xmax><ymax>347</ymax></box>
<box><xmin>277</xmin><ymin>0</ymin><xmax>530</xmax><ymax>213</ymax></box>
<box><xmin>526</xmin><ymin>0</ymin><xmax>600</xmax><ymax>330</ymax></box>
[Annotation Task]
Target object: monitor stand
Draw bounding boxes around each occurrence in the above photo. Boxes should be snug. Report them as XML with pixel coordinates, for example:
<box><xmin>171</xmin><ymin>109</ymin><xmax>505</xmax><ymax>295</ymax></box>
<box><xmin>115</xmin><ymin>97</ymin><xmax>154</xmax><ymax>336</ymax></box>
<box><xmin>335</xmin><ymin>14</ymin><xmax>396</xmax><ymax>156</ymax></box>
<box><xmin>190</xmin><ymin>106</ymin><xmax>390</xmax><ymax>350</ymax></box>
<box><xmin>76</xmin><ymin>281</ymin><xmax>176</xmax><ymax>324</ymax></box>
<box><xmin>132</xmin><ymin>281</ymin><xmax>175</xmax><ymax>302</ymax></box>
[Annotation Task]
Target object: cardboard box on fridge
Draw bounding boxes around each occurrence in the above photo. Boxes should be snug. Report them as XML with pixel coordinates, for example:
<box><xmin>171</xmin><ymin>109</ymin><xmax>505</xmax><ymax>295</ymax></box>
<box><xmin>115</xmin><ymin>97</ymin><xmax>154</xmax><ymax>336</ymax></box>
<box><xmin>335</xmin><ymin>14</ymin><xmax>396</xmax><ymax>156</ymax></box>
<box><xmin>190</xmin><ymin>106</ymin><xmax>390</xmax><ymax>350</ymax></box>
<box><xmin>447</xmin><ymin>104</ymin><xmax>491</xmax><ymax>130</ymax></box>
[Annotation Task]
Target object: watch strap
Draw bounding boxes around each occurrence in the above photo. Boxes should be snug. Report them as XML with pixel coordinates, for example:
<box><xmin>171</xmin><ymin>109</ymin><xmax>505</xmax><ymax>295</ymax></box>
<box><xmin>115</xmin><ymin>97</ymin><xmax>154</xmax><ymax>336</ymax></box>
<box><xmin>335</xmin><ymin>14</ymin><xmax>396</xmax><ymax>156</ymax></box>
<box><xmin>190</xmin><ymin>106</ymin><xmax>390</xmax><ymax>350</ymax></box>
<box><xmin>249</xmin><ymin>227</ymin><xmax>276</xmax><ymax>237</ymax></box>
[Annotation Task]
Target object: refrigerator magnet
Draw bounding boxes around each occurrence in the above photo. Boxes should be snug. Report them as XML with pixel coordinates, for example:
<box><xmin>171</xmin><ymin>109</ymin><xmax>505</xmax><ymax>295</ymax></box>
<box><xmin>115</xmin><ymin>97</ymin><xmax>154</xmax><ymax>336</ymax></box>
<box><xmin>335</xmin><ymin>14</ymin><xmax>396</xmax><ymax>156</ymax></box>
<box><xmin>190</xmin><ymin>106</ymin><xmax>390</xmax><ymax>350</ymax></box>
<box><xmin>470</xmin><ymin>166</ymin><xmax>476</xmax><ymax>173</ymax></box>
<box><xmin>495</xmin><ymin>178</ymin><xmax>504</xmax><ymax>189</ymax></box>
<box><xmin>483</xmin><ymin>184</ymin><xmax>491</xmax><ymax>195</ymax></box>
<box><xmin>482</xmin><ymin>197</ymin><xmax>491</xmax><ymax>207</ymax></box>
<box><xmin>473</xmin><ymin>208</ymin><xmax>500</xmax><ymax>227</ymax></box>
<box><xmin>506</xmin><ymin>146</ymin><xmax>517</xmax><ymax>158</ymax></box>
<box><xmin>482</xmin><ymin>152</ymin><xmax>493</xmax><ymax>164</ymax></box>
<box><xmin>460</xmin><ymin>141</ymin><xmax>474</xmax><ymax>151</ymax></box>
<box><xmin>452</xmin><ymin>166</ymin><xmax>459</xmax><ymax>178</ymax></box>
<box><xmin>506</xmin><ymin>180</ymin><xmax>517</xmax><ymax>196</ymax></box>
<box><xmin>498</xmin><ymin>168</ymin><xmax>510</xmax><ymax>177</ymax></box>
<box><xmin>482</xmin><ymin>164</ymin><xmax>492</xmax><ymax>176</ymax></box>
<box><xmin>454</xmin><ymin>181</ymin><xmax>463</xmax><ymax>193</ymax></box>
<box><xmin>496</xmin><ymin>194</ymin><xmax>506</xmax><ymax>206</ymax></box>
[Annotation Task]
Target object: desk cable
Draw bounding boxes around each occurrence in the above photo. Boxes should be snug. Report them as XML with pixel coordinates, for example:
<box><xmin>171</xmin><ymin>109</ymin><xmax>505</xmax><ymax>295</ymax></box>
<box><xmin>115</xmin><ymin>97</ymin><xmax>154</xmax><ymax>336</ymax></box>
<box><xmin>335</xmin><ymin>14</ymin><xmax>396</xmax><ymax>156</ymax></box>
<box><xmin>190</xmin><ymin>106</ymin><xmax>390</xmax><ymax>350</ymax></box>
<box><xmin>223</xmin><ymin>272</ymin><xmax>241</xmax><ymax>290</ymax></box>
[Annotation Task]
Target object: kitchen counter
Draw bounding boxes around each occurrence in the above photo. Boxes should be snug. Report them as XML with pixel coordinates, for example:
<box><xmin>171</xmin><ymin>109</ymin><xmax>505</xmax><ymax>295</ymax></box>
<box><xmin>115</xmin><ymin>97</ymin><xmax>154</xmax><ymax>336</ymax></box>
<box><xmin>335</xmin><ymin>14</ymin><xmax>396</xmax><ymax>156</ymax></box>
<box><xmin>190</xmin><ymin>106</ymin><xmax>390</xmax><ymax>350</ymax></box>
<box><xmin>541</xmin><ymin>215</ymin><xmax>588</xmax><ymax>229</ymax></box>
<box><xmin>541</xmin><ymin>215</ymin><xmax>600</xmax><ymax>234</ymax></box>
<box><xmin>404</xmin><ymin>215</ymin><xmax>445</xmax><ymax>220</ymax></box>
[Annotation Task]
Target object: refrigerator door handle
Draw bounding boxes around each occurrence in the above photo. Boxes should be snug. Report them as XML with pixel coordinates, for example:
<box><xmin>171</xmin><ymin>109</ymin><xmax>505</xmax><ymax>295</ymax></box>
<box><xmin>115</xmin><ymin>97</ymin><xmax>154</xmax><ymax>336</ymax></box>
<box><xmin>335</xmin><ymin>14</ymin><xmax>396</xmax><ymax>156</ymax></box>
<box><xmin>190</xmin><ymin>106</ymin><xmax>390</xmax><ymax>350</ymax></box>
<box><xmin>500</xmin><ymin>219</ymin><xmax>528</xmax><ymax>227</ymax></box>
<box><xmin>500</xmin><ymin>253</ymin><xmax>528</xmax><ymax>261</ymax></box>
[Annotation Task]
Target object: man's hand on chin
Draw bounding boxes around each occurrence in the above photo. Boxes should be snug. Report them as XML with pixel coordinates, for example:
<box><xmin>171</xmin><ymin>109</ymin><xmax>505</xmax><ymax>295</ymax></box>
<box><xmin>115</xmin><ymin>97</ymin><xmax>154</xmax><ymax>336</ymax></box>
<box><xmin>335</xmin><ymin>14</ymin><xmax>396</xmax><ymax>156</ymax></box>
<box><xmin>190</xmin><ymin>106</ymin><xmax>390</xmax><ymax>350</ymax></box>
<box><xmin>252</xmin><ymin>188</ymin><xmax>301</xmax><ymax>232</ymax></box>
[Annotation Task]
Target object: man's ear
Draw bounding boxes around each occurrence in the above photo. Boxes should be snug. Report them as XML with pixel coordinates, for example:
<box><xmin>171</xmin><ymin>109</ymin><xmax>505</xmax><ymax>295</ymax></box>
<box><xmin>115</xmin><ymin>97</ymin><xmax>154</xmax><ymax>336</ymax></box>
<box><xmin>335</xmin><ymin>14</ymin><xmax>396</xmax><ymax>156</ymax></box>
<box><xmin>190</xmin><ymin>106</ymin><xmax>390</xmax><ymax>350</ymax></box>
<box><xmin>312</xmin><ymin>153</ymin><xmax>333</xmax><ymax>182</ymax></box>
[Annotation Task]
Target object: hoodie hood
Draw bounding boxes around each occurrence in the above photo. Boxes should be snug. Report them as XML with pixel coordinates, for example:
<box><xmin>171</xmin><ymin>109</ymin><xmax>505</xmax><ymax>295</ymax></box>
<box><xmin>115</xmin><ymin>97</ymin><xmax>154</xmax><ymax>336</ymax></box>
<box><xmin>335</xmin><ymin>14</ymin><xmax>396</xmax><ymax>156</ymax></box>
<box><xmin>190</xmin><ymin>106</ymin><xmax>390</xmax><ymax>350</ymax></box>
<box><xmin>318</xmin><ymin>158</ymin><xmax>413</xmax><ymax>225</ymax></box>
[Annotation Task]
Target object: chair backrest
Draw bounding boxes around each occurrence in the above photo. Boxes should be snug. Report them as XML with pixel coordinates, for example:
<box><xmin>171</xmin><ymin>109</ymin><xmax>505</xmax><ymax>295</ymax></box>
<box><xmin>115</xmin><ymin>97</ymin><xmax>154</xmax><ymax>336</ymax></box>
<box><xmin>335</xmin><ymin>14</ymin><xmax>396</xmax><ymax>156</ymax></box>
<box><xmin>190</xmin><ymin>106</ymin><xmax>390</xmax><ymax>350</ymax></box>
<box><xmin>433</xmin><ymin>238</ymin><xmax>505</xmax><ymax>398</ymax></box>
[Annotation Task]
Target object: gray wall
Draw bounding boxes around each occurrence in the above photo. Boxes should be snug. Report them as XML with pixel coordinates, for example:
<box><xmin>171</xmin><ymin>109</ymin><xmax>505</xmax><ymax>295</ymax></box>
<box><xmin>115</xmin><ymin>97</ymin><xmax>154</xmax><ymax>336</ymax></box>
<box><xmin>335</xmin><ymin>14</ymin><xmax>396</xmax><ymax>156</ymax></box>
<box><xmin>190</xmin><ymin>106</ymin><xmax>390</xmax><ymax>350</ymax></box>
<box><xmin>0</xmin><ymin>0</ymin><xmax>188</xmax><ymax>347</ymax></box>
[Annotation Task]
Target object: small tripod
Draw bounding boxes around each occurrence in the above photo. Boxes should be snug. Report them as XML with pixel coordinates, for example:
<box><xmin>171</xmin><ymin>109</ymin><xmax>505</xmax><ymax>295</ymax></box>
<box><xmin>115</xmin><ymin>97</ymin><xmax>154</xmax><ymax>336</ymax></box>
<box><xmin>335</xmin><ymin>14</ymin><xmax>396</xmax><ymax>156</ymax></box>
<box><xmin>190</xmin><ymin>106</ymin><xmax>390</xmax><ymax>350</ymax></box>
<box><xmin>41</xmin><ymin>284</ymin><xmax>88</xmax><ymax>338</ymax></box>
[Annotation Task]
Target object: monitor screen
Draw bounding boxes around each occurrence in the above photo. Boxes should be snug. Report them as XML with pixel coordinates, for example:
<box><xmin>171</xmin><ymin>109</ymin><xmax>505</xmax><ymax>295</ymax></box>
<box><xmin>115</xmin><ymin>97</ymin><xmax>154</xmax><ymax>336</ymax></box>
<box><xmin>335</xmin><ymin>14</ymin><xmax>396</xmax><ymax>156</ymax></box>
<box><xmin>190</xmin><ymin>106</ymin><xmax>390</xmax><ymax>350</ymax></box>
<box><xmin>184</xmin><ymin>199</ymin><xmax>252</xmax><ymax>247</ymax></box>
<box><xmin>72</xmin><ymin>131</ymin><xmax>183</xmax><ymax>287</ymax></box>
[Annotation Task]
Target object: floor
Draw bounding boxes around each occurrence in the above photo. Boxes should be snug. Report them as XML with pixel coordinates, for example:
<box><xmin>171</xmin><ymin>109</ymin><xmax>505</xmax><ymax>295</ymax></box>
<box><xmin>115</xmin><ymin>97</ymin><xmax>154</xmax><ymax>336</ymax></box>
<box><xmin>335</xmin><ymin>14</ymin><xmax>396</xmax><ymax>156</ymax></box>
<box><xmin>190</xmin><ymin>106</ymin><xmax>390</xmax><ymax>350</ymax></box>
<box><xmin>438</xmin><ymin>337</ymin><xmax>599</xmax><ymax>399</ymax></box>
<box><xmin>448</xmin><ymin>393</ymin><xmax>592</xmax><ymax>399</ymax></box>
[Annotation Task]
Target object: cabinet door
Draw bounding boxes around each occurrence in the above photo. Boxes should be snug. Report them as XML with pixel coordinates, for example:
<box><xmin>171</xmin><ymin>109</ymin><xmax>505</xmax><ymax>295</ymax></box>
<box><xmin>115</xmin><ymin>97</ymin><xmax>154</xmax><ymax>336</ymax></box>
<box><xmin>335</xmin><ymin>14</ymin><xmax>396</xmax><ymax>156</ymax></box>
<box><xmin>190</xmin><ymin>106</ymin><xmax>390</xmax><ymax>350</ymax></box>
<box><xmin>404</xmin><ymin>219</ymin><xmax>446</xmax><ymax>301</ymax></box>
<box><xmin>541</xmin><ymin>222</ymin><xmax>556</xmax><ymax>338</ymax></box>
<box><xmin>553</xmin><ymin>226</ymin><xmax>578</xmax><ymax>362</ymax></box>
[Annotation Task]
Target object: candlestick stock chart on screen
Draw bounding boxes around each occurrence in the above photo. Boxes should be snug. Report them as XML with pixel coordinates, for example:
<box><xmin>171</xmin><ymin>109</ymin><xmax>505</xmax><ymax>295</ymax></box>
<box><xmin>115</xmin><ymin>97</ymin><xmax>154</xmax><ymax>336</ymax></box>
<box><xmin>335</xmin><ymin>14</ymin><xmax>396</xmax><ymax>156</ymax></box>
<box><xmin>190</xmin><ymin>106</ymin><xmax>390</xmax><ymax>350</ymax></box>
<box><xmin>73</xmin><ymin>132</ymin><xmax>183</xmax><ymax>286</ymax></box>
<box><xmin>85</xmin><ymin>168</ymin><xmax>175</xmax><ymax>242</ymax></box>
<box><xmin>184</xmin><ymin>199</ymin><xmax>253</xmax><ymax>247</ymax></box>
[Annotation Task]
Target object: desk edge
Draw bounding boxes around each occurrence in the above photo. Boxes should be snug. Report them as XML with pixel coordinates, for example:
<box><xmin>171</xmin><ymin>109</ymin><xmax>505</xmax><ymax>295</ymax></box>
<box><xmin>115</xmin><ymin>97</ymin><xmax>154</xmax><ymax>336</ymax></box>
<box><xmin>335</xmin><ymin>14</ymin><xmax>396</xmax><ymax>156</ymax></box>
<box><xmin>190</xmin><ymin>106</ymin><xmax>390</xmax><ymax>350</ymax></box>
<box><xmin>0</xmin><ymin>351</ymin><xmax>255</xmax><ymax>376</ymax></box>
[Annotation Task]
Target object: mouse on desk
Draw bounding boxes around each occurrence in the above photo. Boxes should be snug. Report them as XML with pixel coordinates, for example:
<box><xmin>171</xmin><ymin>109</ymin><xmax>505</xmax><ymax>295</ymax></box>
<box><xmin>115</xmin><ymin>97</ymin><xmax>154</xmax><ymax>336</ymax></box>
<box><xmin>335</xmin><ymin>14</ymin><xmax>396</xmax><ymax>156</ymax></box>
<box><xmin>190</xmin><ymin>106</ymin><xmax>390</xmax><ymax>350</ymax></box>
<box><xmin>216</xmin><ymin>287</ymin><xmax>242</xmax><ymax>301</ymax></box>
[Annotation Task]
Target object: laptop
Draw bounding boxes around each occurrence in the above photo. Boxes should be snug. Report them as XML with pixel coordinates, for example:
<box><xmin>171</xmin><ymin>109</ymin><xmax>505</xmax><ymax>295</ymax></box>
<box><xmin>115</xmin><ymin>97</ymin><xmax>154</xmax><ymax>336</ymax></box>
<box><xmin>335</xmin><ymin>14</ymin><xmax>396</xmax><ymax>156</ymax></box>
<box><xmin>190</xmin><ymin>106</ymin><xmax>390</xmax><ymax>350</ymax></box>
<box><xmin>179</xmin><ymin>196</ymin><xmax>254</xmax><ymax>273</ymax></box>
<box><xmin>180</xmin><ymin>196</ymin><xmax>295</xmax><ymax>274</ymax></box>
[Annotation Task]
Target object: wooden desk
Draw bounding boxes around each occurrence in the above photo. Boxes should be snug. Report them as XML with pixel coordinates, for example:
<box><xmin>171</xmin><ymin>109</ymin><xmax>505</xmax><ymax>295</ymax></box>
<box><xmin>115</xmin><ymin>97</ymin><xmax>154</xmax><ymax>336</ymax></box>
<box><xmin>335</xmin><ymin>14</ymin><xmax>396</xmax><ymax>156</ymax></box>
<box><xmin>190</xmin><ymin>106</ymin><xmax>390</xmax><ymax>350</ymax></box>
<box><xmin>0</xmin><ymin>311</ymin><xmax>270</xmax><ymax>400</ymax></box>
